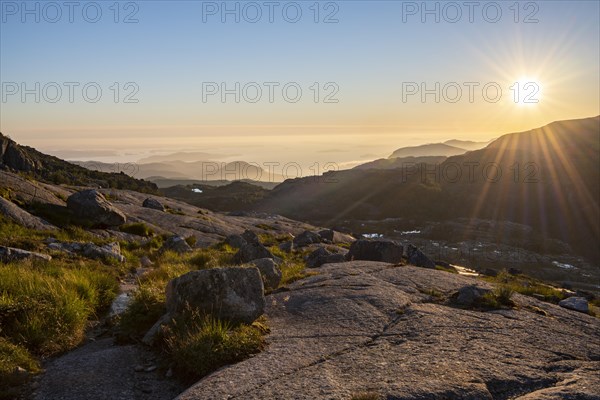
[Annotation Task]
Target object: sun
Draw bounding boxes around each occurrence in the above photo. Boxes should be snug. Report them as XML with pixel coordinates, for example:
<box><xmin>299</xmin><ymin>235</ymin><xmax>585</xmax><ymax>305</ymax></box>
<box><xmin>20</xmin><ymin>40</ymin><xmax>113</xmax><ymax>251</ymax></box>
<box><xmin>510</xmin><ymin>77</ymin><xmax>543</xmax><ymax>107</ymax></box>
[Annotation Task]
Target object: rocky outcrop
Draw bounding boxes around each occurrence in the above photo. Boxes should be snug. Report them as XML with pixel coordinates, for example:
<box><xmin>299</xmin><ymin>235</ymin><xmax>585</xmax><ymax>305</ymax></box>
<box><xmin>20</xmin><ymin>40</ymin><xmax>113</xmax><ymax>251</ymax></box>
<box><xmin>165</xmin><ymin>267</ymin><xmax>265</xmax><ymax>324</ymax></box>
<box><xmin>559</xmin><ymin>297</ymin><xmax>589</xmax><ymax>314</ymax></box>
<box><xmin>177</xmin><ymin>261</ymin><xmax>600</xmax><ymax>400</ymax></box>
<box><xmin>346</xmin><ymin>239</ymin><xmax>404</xmax><ymax>263</ymax></box>
<box><xmin>0</xmin><ymin>196</ymin><xmax>56</xmax><ymax>230</ymax></box>
<box><xmin>0</xmin><ymin>134</ymin><xmax>40</xmax><ymax>172</ymax></box>
<box><xmin>225</xmin><ymin>234</ymin><xmax>246</xmax><ymax>249</ymax></box>
<box><xmin>66</xmin><ymin>190</ymin><xmax>126</xmax><ymax>227</ymax></box>
<box><xmin>406</xmin><ymin>244</ymin><xmax>436</xmax><ymax>268</ymax></box>
<box><xmin>142</xmin><ymin>198</ymin><xmax>165</xmax><ymax>212</ymax></box>
<box><xmin>247</xmin><ymin>258</ymin><xmax>282</xmax><ymax>290</ymax></box>
<box><xmin>0</xmin><ymin>246</ymin><xmax>52</xmax><ymax>263</ymax></box>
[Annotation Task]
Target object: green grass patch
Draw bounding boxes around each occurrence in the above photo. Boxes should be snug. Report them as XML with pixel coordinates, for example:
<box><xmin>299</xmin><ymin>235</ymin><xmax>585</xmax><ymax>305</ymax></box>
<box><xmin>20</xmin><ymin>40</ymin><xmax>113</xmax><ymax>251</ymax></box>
<box><xmin>482</xmin><ymin>270</ymin><xmax>567</xmax><ymax>303</ymax></box>
<box><xmin>435</xmin><ymin>265</ymin><xmax>458</xmax><ymax>274</ymax></box>
<box><xmin>0</xmin><ymin>259</ymin><xmax>119</xmax><ymax>356</ymax></box>
<box><xmin>120</xmin><ymin>222</ymin><xmax>155</xmax><ymax>237</ymax></box>
<box><xmin>0</xmin><ymin>337</ymin><xmax>40</xmax><ymax>399</ymax></box>
<box><xmin>162</xmin><ymin>309</ymin><xmax>267</xmax><ymax>382</ymax></box>
<box><xmin>475</xmin><ymin>286</ymin><xmax>515</xmax><ymax>310</ymax></box>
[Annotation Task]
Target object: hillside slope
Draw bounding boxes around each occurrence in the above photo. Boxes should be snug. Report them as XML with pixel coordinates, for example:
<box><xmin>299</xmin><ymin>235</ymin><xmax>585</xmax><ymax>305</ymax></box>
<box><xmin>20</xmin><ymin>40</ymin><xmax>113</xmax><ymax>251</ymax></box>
<box><xmin>1</xmin><ymin>133</ymin><xmax>157</xmax><ymax>193</ymax></box>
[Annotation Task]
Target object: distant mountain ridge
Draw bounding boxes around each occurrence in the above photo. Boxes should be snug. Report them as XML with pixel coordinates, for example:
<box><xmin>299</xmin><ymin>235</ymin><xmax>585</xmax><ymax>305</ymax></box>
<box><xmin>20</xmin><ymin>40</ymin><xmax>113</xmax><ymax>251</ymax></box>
<box><xmin>388</xmin><ymin>143</ymin><xmax>470</xmax><ymax>159</ymax></box>
<box><xmin>74</xmin><ymin>160</ymin><xmax>286</xmax><ymax>183</ymax></box>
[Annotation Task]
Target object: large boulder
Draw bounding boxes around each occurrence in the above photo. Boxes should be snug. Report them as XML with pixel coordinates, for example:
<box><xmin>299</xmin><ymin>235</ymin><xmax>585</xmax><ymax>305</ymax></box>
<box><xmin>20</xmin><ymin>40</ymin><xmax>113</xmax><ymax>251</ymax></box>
<box><xmin>247</xmin><ymin>258</ymin><xmax>282</xmax><ymax>290</ymax></box>
<box><xmin>166</xmin><ymin>267</ymin><xmax>265</xmax><ymax>324</ymax></box>
<box><xmin>66</xmin><ymin>190</ymin><xmax>126</xmax><ymax>227</ymax></box>
<box><xmin>0</xmin><ymin>246</ymin><xmax>52</xmax><ymax>263</ymax></box>
<box><xmin>142</xmin><ymin>197</ymin><xmax>165</xmax><ymax>212</ymax></box>
<box><xmin>234</xmin><ymin>243</ymin><xmax>274</xmax><ymax>264</ymax></box>
<box><xmin>160</xmin><ymin>235</ymin><xmax>193</xmax><ymax>254</ymax></box>
<box><xmin>293</xmin><ymin>231</ymin><xmax>321</xmax><ymax>248</ymax></box>
<box><xmin>406</xmin><ymin>244</ymin><xmax>436</xmax><ymax>269</ymax></box>
<box><xmin>346</xmin><ymin>239</ymin><xmax>403</xmax><ymax>263</ymax></box>
<box><xmin>305</xmin><ymin>247</ymin><xmax>346</xmax><ymax>268</ymax></box>
<box><xmin>559</xmin><ymin>297</ymin><xmax>589</xmax><ymax>314</ymax></box>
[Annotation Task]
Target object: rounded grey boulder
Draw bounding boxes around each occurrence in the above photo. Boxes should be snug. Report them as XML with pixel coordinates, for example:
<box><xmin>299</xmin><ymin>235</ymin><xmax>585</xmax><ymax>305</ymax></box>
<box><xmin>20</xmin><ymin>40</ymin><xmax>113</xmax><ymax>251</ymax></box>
<box><xmin>160</xmin><ymin>235</ymin><xmax>193</xmax><ymax>254</ymax></box>
<box><xmin>66</xmin><ymin>190</ymin><xmax>126</xmax><ymax>227</ymax></box>
<box><xmin>559</xmin><ymin>296</ymin><xmax>589</xmax><ymax>313</ymax></box>
<box><xmin>142</xmin><ymin>197</ymin><xmax>165</xmax><ymax>212</ymax></box>
<box><xmin>166</xmin><ymin>267</ymin><xmax>266</xmax><ymax>324</ymax></box>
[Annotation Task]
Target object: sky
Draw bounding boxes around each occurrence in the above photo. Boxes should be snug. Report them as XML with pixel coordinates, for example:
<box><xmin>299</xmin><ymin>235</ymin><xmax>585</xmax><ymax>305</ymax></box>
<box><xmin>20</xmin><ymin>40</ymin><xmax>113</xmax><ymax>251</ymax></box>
<box><xmin>1</xmin><ymin>0</ymin><xmax>599</xmax><ymax>171</ymax></box>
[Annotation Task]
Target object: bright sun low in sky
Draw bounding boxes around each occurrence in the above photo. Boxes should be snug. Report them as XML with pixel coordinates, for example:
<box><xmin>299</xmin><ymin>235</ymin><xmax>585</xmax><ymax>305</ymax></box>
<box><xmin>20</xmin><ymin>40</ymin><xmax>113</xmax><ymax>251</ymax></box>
<box><xmin>0</xmin><ymin>1</ymin><xmax>598</xmax><ymax>169</ymax></box>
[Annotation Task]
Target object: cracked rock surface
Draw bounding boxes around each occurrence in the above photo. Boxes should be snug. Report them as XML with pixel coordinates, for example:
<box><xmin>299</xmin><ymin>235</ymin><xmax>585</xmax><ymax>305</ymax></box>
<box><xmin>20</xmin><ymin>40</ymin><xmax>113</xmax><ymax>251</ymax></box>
<box><xmin>177</xmin><ymin>261</ymin><xmax>600</xmax><ymax>400</ymax></box>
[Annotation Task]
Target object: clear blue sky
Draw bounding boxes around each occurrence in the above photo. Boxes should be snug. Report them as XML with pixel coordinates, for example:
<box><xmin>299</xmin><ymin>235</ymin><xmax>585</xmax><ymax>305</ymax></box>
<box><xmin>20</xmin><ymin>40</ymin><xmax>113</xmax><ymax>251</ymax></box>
<box><xmin>1</xmin><ymin>0</ymin><xmax>599</xmax><ymax>167</ymax></box>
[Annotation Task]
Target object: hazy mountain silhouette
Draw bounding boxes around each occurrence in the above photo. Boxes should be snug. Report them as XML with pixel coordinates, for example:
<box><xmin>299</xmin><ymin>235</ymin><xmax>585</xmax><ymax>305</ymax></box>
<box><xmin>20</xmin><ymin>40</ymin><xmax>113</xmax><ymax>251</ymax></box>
<box><xmin>389</xmin><ymin>143</ymin><xmax>471</xmax><ymax>158</ymax></box>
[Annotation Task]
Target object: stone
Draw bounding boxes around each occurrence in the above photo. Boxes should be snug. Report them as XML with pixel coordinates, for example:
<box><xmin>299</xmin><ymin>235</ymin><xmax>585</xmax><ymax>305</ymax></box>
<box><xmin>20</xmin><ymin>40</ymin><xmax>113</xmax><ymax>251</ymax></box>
<box><xmin>66</xmin><ymin>189</ymin><xmax>126</xmax><ymax>227</ymax></box>
<box><xmin>82</xmin><ymin>242</ymin><xmax>125</xmax><ymax>263</ymax></box>
<box><xmin>406</xmin><ymin>244</ymin><xmax>436</xmax><ymax>269</ymax></box>
<box><xmin>248</xmin><ymin>258</ymin><xmax>282</xmax><ymax>290</ymax></box>
<box><xmin>140</xmin><ymin>256</ymin><xmax>154</xmax><ymax>268</ymax></box>
<box><xmin>241</xmin><ymin>230</ymin><xmax>260</xmax><ymax>245</ymax></box>
<box><xmin>278</xmin><ymin>241</ymin><xmax>293</xmax><ymax>253</ymax></box>
<box><xmin>454</xmin><ymin>285</ymin><xmax>492</xmax><ymax>307</ymax></box>
<box><xmin>165</xmin><ymin>267</ymin><xmax>265</xmax><ymax>324</ymax></box>
<box><xmin>234</xmin><ymin>243</ymin><xmax>274</xmax><ymax>264</ymax></box>
<box><xmin>292</xmin><ymin>230</ymin><xmax>321</xmax><ymax>248</ymax></box>
<box><xmin>142</xmin><ymin>198</ymin><xmax>165</xmax><ymax>212</ymax></box>
<box><xmin>305</xmin><ymin>247</ymin><xmax>346</xmax><ymax>268</ymax></box>
<box><xmin>160</xmin><ymin>235</ymin><xmax>193</xmax><ymax>254</ymax></box>
<box><xmin>559</xmin><ymin>297</ymin><xmax>589</xmax><ymax>313</ymax></box>
<box><xmin>225</xmin><ymin>234</ymin><xmax>246</xmax><ymax>249</ymax></box>
<box><xmin>346</xmin><ymin>239</ymin><xmax>403</xmax><ymax>263</ymax></box>
<box><xmin>0</xmin><ymin>246</ymin><xmax>52</xmax><ymax>263</ymax></box>
<box><xmin>318</xmin><ymin>229</ymin><xmax>356</xmax><ymax>244</ymax></box>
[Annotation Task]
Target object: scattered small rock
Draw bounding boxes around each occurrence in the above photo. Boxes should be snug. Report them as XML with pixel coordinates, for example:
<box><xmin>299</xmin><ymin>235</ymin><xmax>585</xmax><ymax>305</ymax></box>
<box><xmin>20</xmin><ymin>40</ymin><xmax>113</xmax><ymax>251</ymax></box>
<box><xmin>454</xmin><ymin>285</ymin><xmax>491</xmax><ymax>307</ymax></box>
<box><xmin>406</xmin><ymin>244</ymin><xmax>436</xmax><ymax>269</ymax></box>
<box><xmin>142</xmin><ymin>198</ymin><xmax>165</xmax><ymax>212</ymax></box>
<box><xmin>247</xmin><ymin>258</ymin><xmax>282</xmax><ymax>290</ymax></box>
<box><xmin>559</xmin><ymin>296</ymin><xmax>589</xmax><ymax>313</ymax></box>
<box><xmin>234</xmin><ymin>242</ymin><xmax>274</xmax><ymax>264</ymax></box>
<box><xmin>159</xmin><ymin>235</ymin><xmax>193</xmax><ymax>254</ymax></box>
<box><xmin>0</xmin><ymin>246</ymin><xmax>51</xmax><ymax>263</ymax></box>
<box><xmin>293</xmin><ymin>231</ymin><xmax>321</xmax><ymax>248</ymax></box>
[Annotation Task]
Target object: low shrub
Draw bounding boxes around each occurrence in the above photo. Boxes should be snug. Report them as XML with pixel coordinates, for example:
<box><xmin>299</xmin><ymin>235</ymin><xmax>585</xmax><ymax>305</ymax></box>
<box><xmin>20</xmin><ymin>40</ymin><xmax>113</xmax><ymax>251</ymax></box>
<box><xmin>120</xmin><ymin>222</ymin><xmax>155</xmax><ymax>237</ymax></box>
